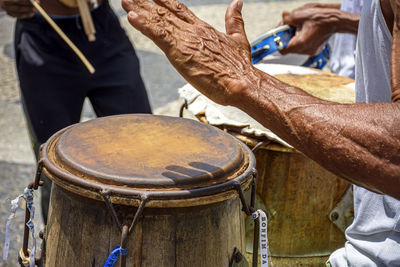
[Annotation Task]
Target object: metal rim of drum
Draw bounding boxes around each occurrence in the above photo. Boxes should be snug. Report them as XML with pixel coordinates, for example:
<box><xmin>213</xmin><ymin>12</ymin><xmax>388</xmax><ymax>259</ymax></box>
<box><xmin>40</xmin><ymin>115</ymin><xmax>256</xmax><ymax>208</ymax></box>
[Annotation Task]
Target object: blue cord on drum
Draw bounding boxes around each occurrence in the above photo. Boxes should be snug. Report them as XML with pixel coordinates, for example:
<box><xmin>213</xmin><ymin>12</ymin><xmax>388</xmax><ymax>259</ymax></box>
<box><xmin>103</xmin><ymin>246</ymin><xmax>127</xmax><ymax>267</ymax></box>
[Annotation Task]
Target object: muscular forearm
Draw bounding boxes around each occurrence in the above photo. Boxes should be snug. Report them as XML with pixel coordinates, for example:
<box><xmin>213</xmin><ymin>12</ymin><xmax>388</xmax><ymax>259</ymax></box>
<box><xmin>331</xmin><ymin>9</ymin><xmax>360</xmax><ymax>34</ymax></box>
<box><xmin>294</xmin><ymin>8</ymin><xmax>360</xmax><ymax>34</ymax></box>
<box><xmin>235</xmin><ymin>68</ymin><xmax>400</xmax><ymax>199</ymax></box>
<box><xmin>309</xmin><ymin>3</ymin><xmax>341</xmax><ymax>9</ymax></box>
<box><xmin>298</xmin><ymin>3</ymin><xmax>359</xmax><ymax>33</ymax></box>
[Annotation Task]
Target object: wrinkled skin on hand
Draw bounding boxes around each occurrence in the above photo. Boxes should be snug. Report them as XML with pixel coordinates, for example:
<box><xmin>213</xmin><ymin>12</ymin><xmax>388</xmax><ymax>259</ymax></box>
<box><xmin>0</xmin><ymin>0</ymin><xmax>37</xmax><ymax>18</ymax></box>
<box><xmin>280</xmin><ymin>4</ymin><xmax>341</xmax><ymax>55</ymax></box>
<box><xmin>122</xmin><ymin>0</ymin><xmax>260</xmax><ymax>106</ymax></box>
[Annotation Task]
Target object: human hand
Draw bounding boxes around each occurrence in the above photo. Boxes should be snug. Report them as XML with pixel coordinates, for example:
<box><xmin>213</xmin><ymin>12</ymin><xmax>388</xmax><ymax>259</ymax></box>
<box><xmin>0</xmin><ymin>0</ymin><xmax>36</xmax><ymax>19</ymax></box>
<box><xmin>279</xmin><ymin>4</ymin><xmax>339</xmax><ymax>55</ymax></box>
<box><xmin>122</xmin><ymin>0</ymin><xmax>255</xmax><ymax>106</ymax></box>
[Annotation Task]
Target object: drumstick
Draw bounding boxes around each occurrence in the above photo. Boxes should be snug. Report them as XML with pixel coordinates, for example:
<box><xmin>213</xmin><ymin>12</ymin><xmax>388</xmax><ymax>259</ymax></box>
<box><xmin>29</xmin><ymin>0</ymin><xmax>95</xmax><ymax>74</ymax></box>
<box><xmin>76</xmin><ymin>0</ymin><xmax>96</xmax><ymax>41</ymax></box>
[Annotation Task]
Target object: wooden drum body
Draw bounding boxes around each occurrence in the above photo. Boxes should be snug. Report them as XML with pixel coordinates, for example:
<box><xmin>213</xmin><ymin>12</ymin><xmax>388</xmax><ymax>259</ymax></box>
<box><xmin>46</xmin><ymin>184</ymin><xmax>245</xmax><ymax>266</ymax></box>
<box><xmin>253</xmin><ymin>144</ymin><xmax>349</xmax><ymax>256</ymax></box>
<box><xmin>179</xmin><ymin>64</ymin><xmax>355</xmax><ymax>265</ymax></box>
<box><xmin>39</xmin><ymin>115</ymin><xmax>256</xmax><ymax>266</ymax></box>
<box><xmin>237</xmin><ymin>137</ymin><xmax>352</xmax><ymax>266</ymax></box>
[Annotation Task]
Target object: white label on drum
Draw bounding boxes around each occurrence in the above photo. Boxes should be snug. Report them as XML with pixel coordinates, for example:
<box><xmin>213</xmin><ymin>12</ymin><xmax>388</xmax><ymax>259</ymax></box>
<box><xmin>253</xmin><ymin>209</ymin><xmax>272</xmax><ymax>267</ymax></box>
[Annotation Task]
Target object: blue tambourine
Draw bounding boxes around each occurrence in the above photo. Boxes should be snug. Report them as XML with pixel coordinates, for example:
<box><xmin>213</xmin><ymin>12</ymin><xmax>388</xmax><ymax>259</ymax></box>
<box><xmin>250</xmin><ymin>25</ymin><xmax>331</xmax><ymax>69</ymax></box>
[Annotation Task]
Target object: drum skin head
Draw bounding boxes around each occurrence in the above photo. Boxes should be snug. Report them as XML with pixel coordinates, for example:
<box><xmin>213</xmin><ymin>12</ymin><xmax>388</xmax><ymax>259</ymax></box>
<box><xmin>46</xmin><ymin>115</ymin><xmax>250</xmax><ymax>190</ymax></box>
<box><xmin>273</xmin><ymin>72</ymin><xmax>354</xmax><ymax>104</ymax></box>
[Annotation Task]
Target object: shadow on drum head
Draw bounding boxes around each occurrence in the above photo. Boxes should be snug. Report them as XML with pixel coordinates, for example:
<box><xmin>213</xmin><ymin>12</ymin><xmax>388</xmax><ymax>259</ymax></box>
<box><xmin>162</xmin><ymin>162</ymin><xmax>224</xmax><ymax>183</ymax></box>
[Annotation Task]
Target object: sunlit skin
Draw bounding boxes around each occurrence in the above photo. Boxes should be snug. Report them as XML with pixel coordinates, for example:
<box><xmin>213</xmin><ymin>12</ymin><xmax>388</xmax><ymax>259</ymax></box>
<box><xmin>280</xmin><ymin>3</ymin><xmax>359</xmax><ymax>55</ymax></box>
<box><xmin>122</xmin><ymin>0</ymin><xmax>400</xmax><ymax>199</ymax></box>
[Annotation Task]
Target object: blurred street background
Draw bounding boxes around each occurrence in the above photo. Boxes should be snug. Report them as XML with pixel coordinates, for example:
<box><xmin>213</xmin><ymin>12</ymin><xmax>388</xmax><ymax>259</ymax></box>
<box><xmin>0</xmin><ymin>0</ymin><xmax>338</xmax><ymax>265</ymax></box>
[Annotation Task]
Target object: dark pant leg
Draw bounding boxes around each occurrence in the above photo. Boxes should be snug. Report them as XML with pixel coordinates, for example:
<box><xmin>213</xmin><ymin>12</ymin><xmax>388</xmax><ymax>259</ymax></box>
<box><xmin>14</xmin><ymin>20</ymin><xmax>87</xmax><ymax>223</ymax></box>
<box><xmin>88</xmin><ymin>51</ymin><xmax>152</xmax><ymax>116</ymax></box>
<box><xmin>87</xmin><ymin>4</ymin><xmax>152</xmax><ymax>115</ymax></box>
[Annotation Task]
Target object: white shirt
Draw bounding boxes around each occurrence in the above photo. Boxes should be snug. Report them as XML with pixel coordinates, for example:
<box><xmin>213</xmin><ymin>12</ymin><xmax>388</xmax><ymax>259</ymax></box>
<box><xmin>329</xmin><ymin>0</ymin><xmax>363</xmax><ymax>78</ymax></box>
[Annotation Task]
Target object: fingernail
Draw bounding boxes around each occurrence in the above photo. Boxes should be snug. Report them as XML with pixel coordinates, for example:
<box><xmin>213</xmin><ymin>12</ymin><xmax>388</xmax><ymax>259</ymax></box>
<box><xmin>236</xmin><ymin>0</ymin><xmax>243</xmax><ymax>12</ymax></box>
<box><xmin>128</xmin><ymin>11</ymin><xmax>138</xmax><ymax>19</ymax></box>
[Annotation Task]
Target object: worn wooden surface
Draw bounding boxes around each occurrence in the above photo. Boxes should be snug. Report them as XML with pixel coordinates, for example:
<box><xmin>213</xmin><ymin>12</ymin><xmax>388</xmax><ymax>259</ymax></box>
<box><xmin>45</xmin><ymin>184</ymin><xmax>246</xmax><ymax>266</ymax></box>
<box><xmin>254</xmin><ymin>149</ymin><xmax>349</xmax><ymax>257</ymax></box>
<box><xmin>240</xmin><ymin>149</ymin><xmax>350</xmax><ymax>266</ymax></box>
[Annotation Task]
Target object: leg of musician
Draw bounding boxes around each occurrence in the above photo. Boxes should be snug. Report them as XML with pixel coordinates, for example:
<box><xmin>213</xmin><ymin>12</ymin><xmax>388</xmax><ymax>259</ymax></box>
<box><xmin>87</xmin><ymin>3</ymin><xmax>152</xmax><ymax>115</ymax></box>
<box><xmin>87</xmin><ymin>49</ymin><xmax>152</xmax><ymax>116</ymax></box>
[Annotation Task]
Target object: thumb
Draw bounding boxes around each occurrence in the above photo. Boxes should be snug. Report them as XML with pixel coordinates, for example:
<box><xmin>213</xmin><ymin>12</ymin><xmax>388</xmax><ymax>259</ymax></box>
<box><xmin>225</xmin><ymin>0</ymin><xmax>247</xmax><ymax>42</ymax></box>
<box><xmin>282</xmin><ymin>10</ymin><xmax>293</xmax><ymax>25</ymax></box>
<box><xmin>280</xmin><ymin>30</ymin><xmax>304</xmax><ymax>55</ymax></box>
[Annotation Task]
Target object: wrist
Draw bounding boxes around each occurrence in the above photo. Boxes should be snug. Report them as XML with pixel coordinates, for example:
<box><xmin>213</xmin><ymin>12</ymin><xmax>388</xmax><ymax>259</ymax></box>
<box><xmin>321</xmin><ymin>8</ymin><xmax>359</xmax><ymax>34</ymax></box>
<box><xmin>304</xmin><ymin>3</ymin><xmax>341</xmax><ymax>9</ymax></box>
<box><xmin>231</xmin><ymin>66</ymin><xmax>278</xmax><ymax>111</ymax></box>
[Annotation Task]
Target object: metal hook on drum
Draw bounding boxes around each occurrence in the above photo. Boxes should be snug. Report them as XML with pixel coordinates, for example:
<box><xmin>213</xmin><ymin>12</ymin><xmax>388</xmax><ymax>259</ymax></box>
<box><xmin>100</xmin><ymin>189</ymin><xmax>123</xmax><ymax>232</ymax></box>
<box><xmin>251</xmin><ymin>141</ymin><xmax>270</xmax><ymax>154</ymax></box>
<box><xmin>233</xmin><ymin>176</ymin><xmax>261</xmax><ymax>267</ymax></box>
<box><xmin>99</xmin><ymin>190</ymin><xmax>148</xmax><ymax>267</ymax></box>
<box><xmin>179</xmin><ymin>99</ymin><xmax>188</xmax><ymax>118</ymax></box>
<box><xmin>33</xmin><ymin>159</ymin><xmax>45</xmax><ymax>190</ymax></box>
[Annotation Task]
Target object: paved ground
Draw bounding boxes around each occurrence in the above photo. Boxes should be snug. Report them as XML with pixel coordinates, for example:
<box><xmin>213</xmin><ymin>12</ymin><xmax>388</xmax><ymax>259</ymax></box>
<box><xmin>0</xmin><ymin>0</ymin><xmax>338</xmax><ymax>265</ymax></box>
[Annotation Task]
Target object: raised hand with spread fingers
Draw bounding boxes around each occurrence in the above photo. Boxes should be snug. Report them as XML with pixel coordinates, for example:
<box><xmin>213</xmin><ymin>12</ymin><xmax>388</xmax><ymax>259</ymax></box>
<box><xmin>122</xmin><ymin>0</ymin><xmax>257</xmax><ymax>106</ymax></box>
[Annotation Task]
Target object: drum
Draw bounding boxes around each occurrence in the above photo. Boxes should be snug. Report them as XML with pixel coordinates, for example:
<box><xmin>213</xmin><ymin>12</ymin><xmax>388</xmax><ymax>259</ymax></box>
<box><xmin>179</xmin><ymin>64</ymin><xmax>355</xmax><ymax>266</ymax></box>
<box><xmin>37</xmin><ymin>115</ymin><xmax>256</xmax><ymax>266</ymax></box>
